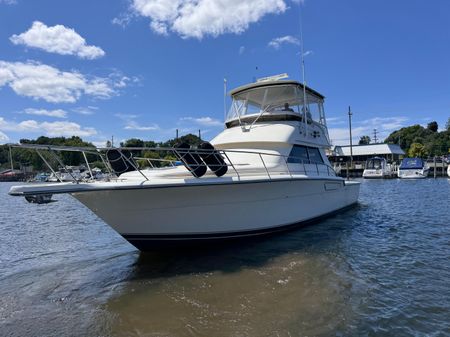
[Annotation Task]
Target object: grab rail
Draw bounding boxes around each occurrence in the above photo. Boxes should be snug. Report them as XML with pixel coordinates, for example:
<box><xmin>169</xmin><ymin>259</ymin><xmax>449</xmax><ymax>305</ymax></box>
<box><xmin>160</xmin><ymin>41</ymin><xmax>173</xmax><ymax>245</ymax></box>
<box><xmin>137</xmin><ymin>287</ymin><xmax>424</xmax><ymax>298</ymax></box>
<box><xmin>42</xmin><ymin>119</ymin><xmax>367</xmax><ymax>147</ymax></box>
<box><xmin>8</xmin><ymin>143</ymin><xmax>337</xmax><ymax>183</ymax></box>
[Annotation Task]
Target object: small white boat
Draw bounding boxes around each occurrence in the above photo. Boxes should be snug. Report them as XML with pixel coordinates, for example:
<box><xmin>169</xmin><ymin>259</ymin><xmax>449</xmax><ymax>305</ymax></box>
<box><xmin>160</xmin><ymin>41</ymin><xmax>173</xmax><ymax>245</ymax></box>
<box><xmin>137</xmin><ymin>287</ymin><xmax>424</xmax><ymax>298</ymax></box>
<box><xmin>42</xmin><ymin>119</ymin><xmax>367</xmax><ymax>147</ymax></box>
<box><xmin>362</xmin><ymin>157</ymin><xmax>395</xmax><ymax>179</ymax></box>
<box><xmin>398</xmin><ymin>158</ymin><xmax>429</xmax><ymax>179</ymax></box>
<box><xmin>48</xmin><ymin>166</ymin><xmax>83</xmax><ymax>182</ymax></box>
<box><xmin>81</xmin><ymin>167</ymin><xmax>109</xmax><ymax>181</ymax></box>
<box><xmin>447</xmin><ymin>164</ymin><xmax>450</xmax><ymax>178</ymax></box>
<box><xmin>9</xmin><ymin>76</ymin><xmax>360</xmax><ymax>250</ymax></box>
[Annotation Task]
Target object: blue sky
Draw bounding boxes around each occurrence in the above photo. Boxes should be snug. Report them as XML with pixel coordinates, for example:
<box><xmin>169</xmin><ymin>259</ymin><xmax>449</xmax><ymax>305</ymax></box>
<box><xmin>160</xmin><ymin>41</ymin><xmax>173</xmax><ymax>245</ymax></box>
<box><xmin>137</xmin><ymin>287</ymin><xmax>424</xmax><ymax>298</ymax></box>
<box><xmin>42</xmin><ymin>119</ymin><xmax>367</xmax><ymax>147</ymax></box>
<box><xmin>0</xmin><ymin>0</ymin><xmax>449</xmax><ymax>146</ymax></box>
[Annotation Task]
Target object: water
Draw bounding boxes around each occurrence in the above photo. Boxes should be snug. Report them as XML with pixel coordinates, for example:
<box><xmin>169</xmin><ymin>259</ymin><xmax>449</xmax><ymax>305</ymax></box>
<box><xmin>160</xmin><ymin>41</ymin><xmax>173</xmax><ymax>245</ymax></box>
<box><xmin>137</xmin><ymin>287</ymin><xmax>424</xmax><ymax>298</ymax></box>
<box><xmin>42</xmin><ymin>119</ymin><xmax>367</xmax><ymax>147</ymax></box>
<box><xmin>1</xmin><ymin>179</ymin><xmax>449</xmax><ymax>337</ymax></box>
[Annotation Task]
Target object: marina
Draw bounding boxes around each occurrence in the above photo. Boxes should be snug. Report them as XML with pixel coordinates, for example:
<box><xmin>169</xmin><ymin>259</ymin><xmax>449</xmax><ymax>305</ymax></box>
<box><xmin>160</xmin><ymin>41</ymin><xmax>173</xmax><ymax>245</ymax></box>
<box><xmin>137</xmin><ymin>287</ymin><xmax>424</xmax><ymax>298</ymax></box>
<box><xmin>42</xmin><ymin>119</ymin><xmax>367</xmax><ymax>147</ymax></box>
<box><xmin>1</xmin><ymin>178</ymin><xmax>449</xmax><ymax>336</ymax></box>
<box><xmin>1</xmin><ymin>0</ymin><xmax>450</xmax><ymax>335</ymax></box>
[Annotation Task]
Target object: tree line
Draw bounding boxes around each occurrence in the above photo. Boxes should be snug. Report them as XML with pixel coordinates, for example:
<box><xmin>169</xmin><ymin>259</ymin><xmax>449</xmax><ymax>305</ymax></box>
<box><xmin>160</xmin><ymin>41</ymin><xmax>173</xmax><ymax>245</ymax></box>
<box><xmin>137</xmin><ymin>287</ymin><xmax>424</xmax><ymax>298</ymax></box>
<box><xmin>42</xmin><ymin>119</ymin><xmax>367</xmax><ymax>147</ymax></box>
<box><xmin>2</xmin><ymin>118</ymin><xmax>449</xmax><ymax>171</ymax></box>
<box><xmin>358</xmin><ymin>119</ymin><xmax>450</xmax><ymax>158</ymax></box>
<box><xmin>0</xmin><ymin>134</ymin><xmax>202</xmax><ymax>171</ymax></box>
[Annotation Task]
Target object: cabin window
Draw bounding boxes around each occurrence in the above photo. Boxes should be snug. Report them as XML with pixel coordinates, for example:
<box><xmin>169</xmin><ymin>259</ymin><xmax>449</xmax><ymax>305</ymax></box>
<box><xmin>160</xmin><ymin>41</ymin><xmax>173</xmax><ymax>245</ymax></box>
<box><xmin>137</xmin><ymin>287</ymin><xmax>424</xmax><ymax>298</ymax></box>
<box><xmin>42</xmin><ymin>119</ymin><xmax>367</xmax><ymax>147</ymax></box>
<box><xmin>307</xmin><ymin>147</ymin><xmax>324</xmax><ymax>164</ymax></box>
<box><xmin>288</xmin><ymin>145</ymin><xmax>309</xmax><ymax>163</ymax></box>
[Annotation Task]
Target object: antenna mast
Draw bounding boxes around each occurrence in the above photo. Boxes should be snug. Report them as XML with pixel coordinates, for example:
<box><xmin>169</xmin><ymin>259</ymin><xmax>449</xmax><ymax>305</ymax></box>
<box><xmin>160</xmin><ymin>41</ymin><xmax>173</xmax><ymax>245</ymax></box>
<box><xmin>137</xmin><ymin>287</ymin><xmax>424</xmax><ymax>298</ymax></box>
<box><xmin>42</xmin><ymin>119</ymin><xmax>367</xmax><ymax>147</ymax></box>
<box><xmin>299</xmin><ymin>3</ymin><xmax>308</xmax><ymax>134</ymax></box>
<box><xmin>223</xmin><ymin>78</ymin><xmax>227</xmax><ymax>122</ymax></box>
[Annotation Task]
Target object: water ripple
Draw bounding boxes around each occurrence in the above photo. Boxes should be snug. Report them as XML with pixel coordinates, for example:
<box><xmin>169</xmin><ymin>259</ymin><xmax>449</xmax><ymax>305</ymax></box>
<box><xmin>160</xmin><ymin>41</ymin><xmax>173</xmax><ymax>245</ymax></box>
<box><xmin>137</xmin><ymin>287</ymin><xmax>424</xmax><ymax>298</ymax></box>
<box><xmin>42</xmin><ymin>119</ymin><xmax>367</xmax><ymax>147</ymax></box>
<box><xmin>0</xmin><ymin>179</ymin><xmax>449</xmax><ymax>336</ymax></box>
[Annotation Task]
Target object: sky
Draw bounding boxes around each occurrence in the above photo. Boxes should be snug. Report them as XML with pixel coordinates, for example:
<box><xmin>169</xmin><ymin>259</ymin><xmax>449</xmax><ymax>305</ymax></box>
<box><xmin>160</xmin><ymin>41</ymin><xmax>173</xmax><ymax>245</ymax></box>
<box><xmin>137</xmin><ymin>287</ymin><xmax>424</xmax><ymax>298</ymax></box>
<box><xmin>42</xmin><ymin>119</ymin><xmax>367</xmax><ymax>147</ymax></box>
<box><xmin>0</xmin><ymin>0</ymin><xmax>449</xmax><ymax>146</ymax></box>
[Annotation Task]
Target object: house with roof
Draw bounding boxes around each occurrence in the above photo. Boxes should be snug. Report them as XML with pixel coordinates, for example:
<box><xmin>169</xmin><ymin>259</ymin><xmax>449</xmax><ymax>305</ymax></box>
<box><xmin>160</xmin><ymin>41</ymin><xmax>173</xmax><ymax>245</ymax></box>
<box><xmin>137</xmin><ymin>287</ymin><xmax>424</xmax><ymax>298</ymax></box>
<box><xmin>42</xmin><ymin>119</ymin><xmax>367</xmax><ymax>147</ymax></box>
<box><xmin>328</xmin><ymin>143</ymin><xmax>405</xmax><ymax>174</ymax></box>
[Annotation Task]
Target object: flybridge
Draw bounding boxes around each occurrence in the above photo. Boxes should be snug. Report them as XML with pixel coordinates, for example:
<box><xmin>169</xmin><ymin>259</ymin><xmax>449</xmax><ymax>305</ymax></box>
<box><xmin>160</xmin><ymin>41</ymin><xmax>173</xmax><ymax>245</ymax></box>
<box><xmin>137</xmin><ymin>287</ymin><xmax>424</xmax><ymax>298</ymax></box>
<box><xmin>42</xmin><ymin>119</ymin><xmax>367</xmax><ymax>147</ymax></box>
<box><xmin>225</xmin><ymin>78</ymin><xmax>327</xmax><ymax>134</ymax></box>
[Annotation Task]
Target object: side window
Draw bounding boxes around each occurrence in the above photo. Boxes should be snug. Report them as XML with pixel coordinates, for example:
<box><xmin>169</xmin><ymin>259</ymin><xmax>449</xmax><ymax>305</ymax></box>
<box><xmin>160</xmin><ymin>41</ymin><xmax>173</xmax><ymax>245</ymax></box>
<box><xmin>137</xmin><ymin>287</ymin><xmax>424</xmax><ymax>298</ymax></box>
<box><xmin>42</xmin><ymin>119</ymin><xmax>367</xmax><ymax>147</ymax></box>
<box><xmin>307</xmin><ymin>147</ymin><xmax>324</xmax><ymax>164</ymax></box>
<box><xmin>288</xmin><ymin>145</ymin><xmax>309</xmax><ymax>163</ymax></box>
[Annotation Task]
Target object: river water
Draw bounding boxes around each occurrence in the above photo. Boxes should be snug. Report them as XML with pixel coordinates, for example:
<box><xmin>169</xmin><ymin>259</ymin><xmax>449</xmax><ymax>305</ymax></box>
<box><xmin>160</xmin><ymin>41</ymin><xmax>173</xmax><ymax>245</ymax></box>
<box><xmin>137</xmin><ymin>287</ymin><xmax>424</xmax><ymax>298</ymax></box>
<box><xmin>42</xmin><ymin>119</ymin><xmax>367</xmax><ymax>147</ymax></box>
<box><xmin>0</xmin><ymin>179</ymin><xmax>449</xmax><ymax>337</ymax></box>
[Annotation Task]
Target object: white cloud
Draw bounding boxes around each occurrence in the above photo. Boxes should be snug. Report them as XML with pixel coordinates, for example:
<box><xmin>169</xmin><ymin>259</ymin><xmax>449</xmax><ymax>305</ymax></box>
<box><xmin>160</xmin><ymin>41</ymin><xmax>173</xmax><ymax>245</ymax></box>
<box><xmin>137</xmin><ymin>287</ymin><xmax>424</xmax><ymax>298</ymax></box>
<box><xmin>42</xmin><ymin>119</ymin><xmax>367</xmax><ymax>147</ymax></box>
<box><xmin>115</xmin><ymin>113</ymin><xmax>139</xmax><ymax>120</ymax></box>
<box><xmin>91</xmin><ymin>140</ymin><xmax>111</xmax><ymax>148</ymax></box>
<box><xmin>22</xmin><ymin>108</ymin><xmax>67</xmax><ymax>118</ymax></box>
<box><xmin>0</xmin><ymin>131</ymin><xmax>9</xmax><ymax>144</ymax></box>
<box><xmin>0</xmin><ymin>60</ymin><xmax>117</xmax><ymax>103</ymax></box>
<box><xmin>124</xmin><ymin>121</ymin><xmax>160</xmax><ymax>131</ymax></box>
<box><xmin>180</xmin><ymin>116</ymin><xmax>222</xmax><ymax>127</ymax></box>
<box><xmin>114</xmin><ymin>113</ymin><xmax>159</xmax><ymax>131</ymax></box>
<box><xmin>239</xmin><ymin>46</ymin><xmax>245</xmax><ymax>55</ymax></box>
<box><xmin>326</xmin><ymin>117</ymin><xmax>345</xmax><ymax>125</ymax></box>
<box><xmin>0</xmin><ymin>0</ymin><xmax>17</xmax><ymax>4</ymax></box>
<box><xmin>268</xmin><ymin>35</ymin><xmax>300</xmax><ymax>49</ymax></box>
<box><xmin>329</xmin><ymin>126</ymin><xmax>366</xmax><ymax>146</ymax></box>
<box><xmin>329</xmin><ymin>116</ymin><xmax>409</xmax><ymax>145</ymax></box>
<box><xmin>72</xmin><ymin>106</ymin><xmax>98</xmax><ymax>115</ymax></box>
<box><xmin>10</xmin><ymin>21</ymin><xmax>105</xmax><ymax>60</ymax></box>
<box><xmin>359</xmin><ymin>116</ymin><xmax>409</xmax><ymax>131</ymax></box>
<box><xmin>0</xmin><ymin>117</ymin><xmax>97</xmax><ymax>137</ymax></box>
<box><xmin>131</xmin><ymin>0</ymin><xmax>287</xmax><ymax>39</ymax></box>
<box><xmin>112</xmin><ymin>12</ymin><xmax>135</xmax><ymax>28</ymax></box>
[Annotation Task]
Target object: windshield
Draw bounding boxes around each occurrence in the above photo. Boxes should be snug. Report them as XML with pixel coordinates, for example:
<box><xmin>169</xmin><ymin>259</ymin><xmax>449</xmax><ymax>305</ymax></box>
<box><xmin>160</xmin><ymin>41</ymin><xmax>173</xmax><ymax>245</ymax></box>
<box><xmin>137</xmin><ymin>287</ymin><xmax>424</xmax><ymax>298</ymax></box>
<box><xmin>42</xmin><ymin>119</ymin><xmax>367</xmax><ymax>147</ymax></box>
<box><xmin>366</xmin><ymin>158</ymin><xmax>383</xmax><ymax>169</ymax></box>
<box><xmin>226</xmin><ymin>84</ymin><xmax>324</xmax><ymax>124</ymax></box>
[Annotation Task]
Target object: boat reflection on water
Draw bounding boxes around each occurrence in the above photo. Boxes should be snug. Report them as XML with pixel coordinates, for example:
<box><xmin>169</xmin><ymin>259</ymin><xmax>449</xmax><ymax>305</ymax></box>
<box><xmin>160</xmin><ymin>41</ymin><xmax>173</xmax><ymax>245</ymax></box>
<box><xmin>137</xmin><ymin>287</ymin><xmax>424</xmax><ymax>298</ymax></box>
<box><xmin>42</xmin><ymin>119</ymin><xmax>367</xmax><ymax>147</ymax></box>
<box><xmin>103</xmin><ymin>209</ymin><xmax>361</xmax><ymax>337</ymax></box>
<box><xmin>24</xmin><ymin>193</ymin><xmax>54</xmax><ymax>204</ymax></box>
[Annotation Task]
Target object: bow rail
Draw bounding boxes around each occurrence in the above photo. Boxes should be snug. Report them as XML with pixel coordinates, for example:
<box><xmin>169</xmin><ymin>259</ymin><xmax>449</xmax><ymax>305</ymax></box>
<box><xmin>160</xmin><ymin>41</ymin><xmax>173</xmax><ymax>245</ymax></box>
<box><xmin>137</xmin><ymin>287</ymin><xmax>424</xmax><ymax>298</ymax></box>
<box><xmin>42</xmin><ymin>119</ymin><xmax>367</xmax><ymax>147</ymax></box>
<box><xmin>8</xmin><ymin>143</ymin><xmax>337</xmax><ymax>183</ymax></box>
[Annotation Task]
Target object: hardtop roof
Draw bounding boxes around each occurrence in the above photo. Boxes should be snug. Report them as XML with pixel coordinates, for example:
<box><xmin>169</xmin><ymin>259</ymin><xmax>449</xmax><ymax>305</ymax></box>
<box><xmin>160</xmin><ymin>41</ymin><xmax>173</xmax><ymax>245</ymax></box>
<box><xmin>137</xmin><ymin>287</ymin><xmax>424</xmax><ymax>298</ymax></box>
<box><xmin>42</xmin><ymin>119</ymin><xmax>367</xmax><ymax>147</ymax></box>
<box><xmin>229</xmin><ymin>80</ymin><xmax>325</xmax><ymax>100</ymax></box>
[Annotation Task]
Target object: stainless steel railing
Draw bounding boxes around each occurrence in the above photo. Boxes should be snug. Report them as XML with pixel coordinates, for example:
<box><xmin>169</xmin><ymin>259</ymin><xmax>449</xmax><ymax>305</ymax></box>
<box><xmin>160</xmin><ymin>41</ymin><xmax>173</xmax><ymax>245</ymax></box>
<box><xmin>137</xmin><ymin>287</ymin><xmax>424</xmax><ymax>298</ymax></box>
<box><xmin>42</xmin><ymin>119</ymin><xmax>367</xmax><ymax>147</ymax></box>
<box><xmin>8</xmin><ymin>144</ymin><xmax>337</xmax><ymax>183</ymax></box>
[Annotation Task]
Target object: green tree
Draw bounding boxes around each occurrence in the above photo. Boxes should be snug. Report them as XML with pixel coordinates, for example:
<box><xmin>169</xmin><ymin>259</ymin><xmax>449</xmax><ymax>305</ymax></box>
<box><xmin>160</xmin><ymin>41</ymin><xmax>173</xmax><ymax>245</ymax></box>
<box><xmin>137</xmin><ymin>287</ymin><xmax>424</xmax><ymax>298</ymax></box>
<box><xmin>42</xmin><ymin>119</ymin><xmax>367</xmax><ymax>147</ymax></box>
<box><xmin>358</xmin><ymin>135</ymin><xmax>371</xmax><ymax>145</ymax></box>
<box><xmin>162</xmin><ymin>134</ymin><xmax>202</xmax><ymax>148</ymax></box>
<box><xmin>122</xmin><ymin>138</ymin><xmax>144</xmax><ymax>148</ymax></box>
<box><xmin>445</xmin><ymin>118</ymin><xmax>450</xmax><ymax>131</ymax></box>
<box><xmin>408</xmin><ymin>143</ymin><xmax>428</xmax><ymax>158</ymax></box>
<box><xmin>384</xmin><ymin>124</ymin><xmax>432</xmax><ymax>154</ymax></box>
<box><xmin>427</xmin><ymin>121</ymin><xmax>438</xmax><ymax>132</ymax></box>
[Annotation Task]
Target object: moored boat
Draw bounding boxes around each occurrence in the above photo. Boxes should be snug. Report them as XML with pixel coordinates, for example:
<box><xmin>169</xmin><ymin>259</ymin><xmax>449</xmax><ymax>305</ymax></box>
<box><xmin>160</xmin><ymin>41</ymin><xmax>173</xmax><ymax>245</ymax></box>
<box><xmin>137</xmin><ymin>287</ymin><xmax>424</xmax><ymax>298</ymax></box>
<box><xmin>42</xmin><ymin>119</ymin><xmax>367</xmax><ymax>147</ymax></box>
<box><xmin>48</xmin><ymin>166</ymin><xmax>83</xmax><ymax>182</ymax></box>
<box><xmin>398</xmin><ymin>157</ymin><xmax>429</xmax><ymax>179</ymax></box>
<box><xmin>8</xmin><ymin>76</ymin><xmax>360</xmax><ymax>250</ymax></box>
<box><xmin>362</xmin><ymin>157</ymin><xmax>395</xmax><ymax>179</ymax></box>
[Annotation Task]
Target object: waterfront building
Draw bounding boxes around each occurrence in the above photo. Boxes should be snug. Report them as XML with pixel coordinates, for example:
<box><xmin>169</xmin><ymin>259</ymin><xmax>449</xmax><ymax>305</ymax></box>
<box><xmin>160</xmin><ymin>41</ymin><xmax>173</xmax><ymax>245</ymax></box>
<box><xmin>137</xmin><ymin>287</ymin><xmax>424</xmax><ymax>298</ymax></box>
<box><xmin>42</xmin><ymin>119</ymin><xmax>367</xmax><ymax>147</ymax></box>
<box><xmin>328</xmin><ymin>143</ymin><xmax>405</xmax><ymax>176</ymax></box>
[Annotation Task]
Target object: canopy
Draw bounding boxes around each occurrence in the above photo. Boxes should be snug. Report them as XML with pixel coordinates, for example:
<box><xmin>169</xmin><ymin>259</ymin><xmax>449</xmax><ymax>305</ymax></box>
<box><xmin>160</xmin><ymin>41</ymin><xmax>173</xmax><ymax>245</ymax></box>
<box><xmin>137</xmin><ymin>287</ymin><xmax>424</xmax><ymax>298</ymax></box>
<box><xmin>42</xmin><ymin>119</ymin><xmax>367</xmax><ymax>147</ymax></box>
<box><xmin>399</xmin><ymin>158</ymin><xmax>424</xmax><ymax>169</ymax></box>
<box><xmin>229</xmin><ymin>80</ymin><xmax>324</xmax><ymax>105</ymax></box>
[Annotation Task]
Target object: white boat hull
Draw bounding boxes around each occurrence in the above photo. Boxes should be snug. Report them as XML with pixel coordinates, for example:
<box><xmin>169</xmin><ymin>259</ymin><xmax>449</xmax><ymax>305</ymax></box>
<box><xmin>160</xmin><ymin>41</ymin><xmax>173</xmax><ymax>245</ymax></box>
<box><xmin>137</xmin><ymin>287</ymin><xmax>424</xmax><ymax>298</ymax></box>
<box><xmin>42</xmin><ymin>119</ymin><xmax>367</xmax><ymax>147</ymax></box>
<box><xmin>398</xmin><ymin>168</ymin><xmax>429</xmax><ymax>179</ymax></box>
<box><xmin>362</xmin><ymin>169</ymin><xmax>395</xmax><ymax>179</ymax></box>
<box><xmin>71</xmin><ymin>178</ymin><xmax>360</xmax><ymax>249</ymax></box>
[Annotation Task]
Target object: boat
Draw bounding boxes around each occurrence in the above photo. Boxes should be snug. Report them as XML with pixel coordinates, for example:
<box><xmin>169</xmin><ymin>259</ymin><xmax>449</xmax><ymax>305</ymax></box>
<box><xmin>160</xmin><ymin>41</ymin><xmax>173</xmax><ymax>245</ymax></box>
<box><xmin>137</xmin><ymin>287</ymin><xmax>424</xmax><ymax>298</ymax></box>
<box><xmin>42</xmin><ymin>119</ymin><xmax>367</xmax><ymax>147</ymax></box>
<box><xmin>48</xmin><ymin>166</ymin><xmax>83</xmax><ymax>182</ymax></box>
<box><xmin>32</xmin><ymin>172</ymin><xmax>50</xmax><ymax>182</ymax></box>
<box><xmin>8</xmin><ymin>76</ymin><xmax>360</xmax><ymax>250</ymax></box>
<box><xmin>362</xmin><ymin>157</ymin><xmax>395</xmax><ymax>178</ymax></box>
<box><xmin>80</xmin><ymin>167</ymin><xmax>109</xmax><ymax>181</ymax></box>
<box><xmin>447</xmin><ymin>164</ymin><xmax>450</xmax><ymax>178</ymax></box>
<box><xmin>397</xmin><ymin>157</ymin><xmax>429</xmax><ymax>179</ymax></box>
